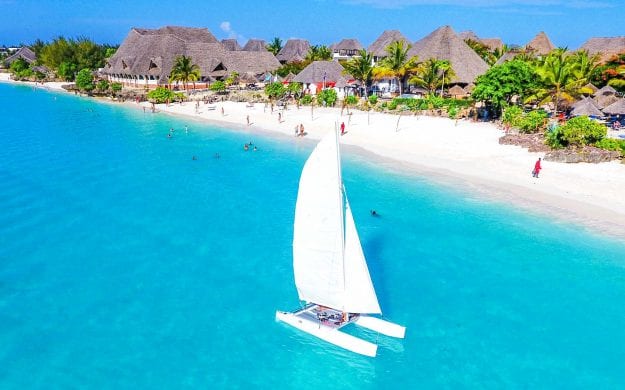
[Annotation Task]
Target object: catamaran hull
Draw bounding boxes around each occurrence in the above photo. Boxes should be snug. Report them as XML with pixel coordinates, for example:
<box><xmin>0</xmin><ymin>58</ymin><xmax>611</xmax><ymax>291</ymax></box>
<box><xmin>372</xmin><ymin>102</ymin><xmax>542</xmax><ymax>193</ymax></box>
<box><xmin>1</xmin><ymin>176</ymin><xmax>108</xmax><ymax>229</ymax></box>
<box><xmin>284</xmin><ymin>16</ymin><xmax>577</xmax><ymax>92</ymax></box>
<box><xmin>275</xmin><ymin>311</ymin><xmax>378</xmax><ymax>357</ymax></box>
<box><xmin>355</xmin><ymin>315</ymin><xmax>406</xmax><ymax>338</ymax></box>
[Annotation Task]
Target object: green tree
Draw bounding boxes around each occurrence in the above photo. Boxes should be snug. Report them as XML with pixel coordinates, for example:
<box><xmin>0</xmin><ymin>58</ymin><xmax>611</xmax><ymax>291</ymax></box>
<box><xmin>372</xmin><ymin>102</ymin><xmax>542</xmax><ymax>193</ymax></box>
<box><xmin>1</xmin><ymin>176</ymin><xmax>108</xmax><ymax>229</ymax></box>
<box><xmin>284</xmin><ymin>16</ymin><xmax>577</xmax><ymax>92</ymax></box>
<box><xmin>210</xmin><ymin>80</ymin><xmax>226</xmax><ymax>92</ymax></box>
<box><xmin>342</xmin><ymin>49</ymin><xmax>374</xmax><ymax>95</ymax></box>
<box><xmin>224</xmin><ymin>71</ymin><xmax>239</xmax><ymax>87</ymax></box>
<box><xmin>410</xmin><ymin>58</ymin><xmax>455</xmax><ymax>96</ymax></box>
<box><xmin>372</xmin><ymin>40</ymin><xmax>419</xmax><ymax>95</ymax></box>
<box><xmin>472</xmin><ymin>60</ymin><xmax>538</xmax><ymax>113</ymax></box>
<box><xmin>317</xmin><ymin>88</ymin><xmax>338</xmax><ymax>106</ymax></box>
<box><xmin>267</xmin><ymin>37</ymin><xmax>283</xmax><ymax>56</ymax></box>
<box><xmin>58</xmin><ymin>61</ymin><xmax>77</xmax><ymax>81</ymax></box>
<box><xmin>306</xmin><ymin>45</ymin><xmax>332</xmax><ymax>61</ymax></box>
<box><xmin>169</xmin><ymin>55</ymin><xmax>201</xmax><ymax>92</ymax></box>
<box><xmin>532</xmin><ymin>48</ymin><xmax>575</xmax><ymax>114</ymax></box>
<box><xmin>570</xmin><ymin>50</ymin><xmax>600</xmax><ymax>86</ymax></box>
<box><xmin>75</xmin><ymin>68</ymin><xmax>94</xmax><ymax>92</ymax></box>
<box><xmin>110</xmin><ymin>82</ymin><xmax>122</xmax><ymax>97</ymax></box>
<box><xmin>264</xmin><ymin>82</ymin><xmax>286</xmax><ymax>99</ymax></box>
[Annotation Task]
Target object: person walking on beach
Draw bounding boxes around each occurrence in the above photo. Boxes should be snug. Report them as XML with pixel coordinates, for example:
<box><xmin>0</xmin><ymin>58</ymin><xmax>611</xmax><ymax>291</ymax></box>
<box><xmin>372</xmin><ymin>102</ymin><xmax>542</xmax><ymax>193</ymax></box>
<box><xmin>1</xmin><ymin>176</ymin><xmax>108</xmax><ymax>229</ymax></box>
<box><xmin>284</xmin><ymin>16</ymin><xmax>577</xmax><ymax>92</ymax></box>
<box><xmin>340</xmin><ymin>122</ymin><xmax>345</xmax><ymax>135</ymax></box>
<box><xmin>246</xmin><ymin>115</ymin><xmax>250</xmax><ymax>126</ymax></box>
<box><xmin>532</xmin><ymin>157</ymin><xmax>542</xmax><ymax>178</ymax></box>
<box><xmin>221</xmin><ymin>107</ymin><xmax>225</xmax><ymax>116</ymax></box>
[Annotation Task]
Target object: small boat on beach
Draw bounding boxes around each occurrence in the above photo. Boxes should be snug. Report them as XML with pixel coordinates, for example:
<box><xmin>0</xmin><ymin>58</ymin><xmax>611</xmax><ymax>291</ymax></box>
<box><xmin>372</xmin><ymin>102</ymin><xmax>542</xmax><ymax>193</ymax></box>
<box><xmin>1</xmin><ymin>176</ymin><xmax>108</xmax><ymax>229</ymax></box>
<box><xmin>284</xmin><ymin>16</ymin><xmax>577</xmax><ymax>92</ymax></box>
<box><xmin>276</xmin><ymin>127</ymin><xmax>405</xmax><ymax>357</ymax></box>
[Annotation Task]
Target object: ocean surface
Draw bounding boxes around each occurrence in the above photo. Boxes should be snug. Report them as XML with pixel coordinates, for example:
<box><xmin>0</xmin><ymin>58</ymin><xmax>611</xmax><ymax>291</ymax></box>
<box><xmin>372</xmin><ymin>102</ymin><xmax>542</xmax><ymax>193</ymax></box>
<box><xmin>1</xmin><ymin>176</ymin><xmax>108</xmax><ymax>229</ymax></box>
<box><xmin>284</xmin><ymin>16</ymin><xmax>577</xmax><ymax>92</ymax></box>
<box><xmin>1</xmin><ymin>82</ymin><xmax>625</xmax><ymax>388</ymax></box>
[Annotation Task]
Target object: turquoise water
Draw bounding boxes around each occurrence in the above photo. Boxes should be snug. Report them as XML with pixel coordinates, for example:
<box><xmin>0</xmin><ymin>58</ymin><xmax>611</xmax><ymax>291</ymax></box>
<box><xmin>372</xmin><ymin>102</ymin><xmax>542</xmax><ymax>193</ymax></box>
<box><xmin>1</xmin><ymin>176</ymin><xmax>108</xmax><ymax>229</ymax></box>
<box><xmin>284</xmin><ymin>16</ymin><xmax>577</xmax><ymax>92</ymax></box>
<box><xmin>1</xmin><ymin>83</ymin><xmax>625</xmax><ymax>388</ymax></box>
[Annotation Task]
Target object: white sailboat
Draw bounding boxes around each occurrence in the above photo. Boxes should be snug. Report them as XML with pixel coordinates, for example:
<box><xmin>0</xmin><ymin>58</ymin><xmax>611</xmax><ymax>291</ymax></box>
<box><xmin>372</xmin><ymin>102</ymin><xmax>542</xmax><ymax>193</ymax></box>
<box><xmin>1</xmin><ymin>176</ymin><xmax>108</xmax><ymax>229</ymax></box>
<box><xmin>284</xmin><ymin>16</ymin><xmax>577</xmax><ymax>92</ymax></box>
<box><xmin>276</xmin><ymin>128</ymin><xmax>405</xmax><ymax>357</ymax></box>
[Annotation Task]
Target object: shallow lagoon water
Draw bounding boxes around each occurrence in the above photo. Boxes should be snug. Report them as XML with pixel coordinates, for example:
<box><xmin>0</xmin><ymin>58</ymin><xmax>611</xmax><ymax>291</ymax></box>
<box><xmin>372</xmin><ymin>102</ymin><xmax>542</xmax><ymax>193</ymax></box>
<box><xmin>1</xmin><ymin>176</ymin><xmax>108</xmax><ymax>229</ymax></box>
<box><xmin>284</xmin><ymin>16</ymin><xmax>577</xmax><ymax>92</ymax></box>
<box><xmin>1</xmin><ymin>83</ymin><xmax>625</xmax><ymax>388</ymax></box>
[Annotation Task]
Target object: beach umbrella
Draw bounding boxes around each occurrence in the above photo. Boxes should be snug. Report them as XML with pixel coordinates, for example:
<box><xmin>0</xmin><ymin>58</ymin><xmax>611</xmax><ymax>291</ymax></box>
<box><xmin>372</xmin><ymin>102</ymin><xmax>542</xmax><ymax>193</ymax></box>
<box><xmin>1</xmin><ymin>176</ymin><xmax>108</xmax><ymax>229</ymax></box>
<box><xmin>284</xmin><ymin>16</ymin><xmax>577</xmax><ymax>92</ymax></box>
<box><xmin>602</xmin><ymin>98</ymin><xmax>625</xmax><ymax>115</ymax></box>
<box><xmin>571</xmin><ymin>98</ymin><xmax>604</xmax><ymax>117</ymax></box>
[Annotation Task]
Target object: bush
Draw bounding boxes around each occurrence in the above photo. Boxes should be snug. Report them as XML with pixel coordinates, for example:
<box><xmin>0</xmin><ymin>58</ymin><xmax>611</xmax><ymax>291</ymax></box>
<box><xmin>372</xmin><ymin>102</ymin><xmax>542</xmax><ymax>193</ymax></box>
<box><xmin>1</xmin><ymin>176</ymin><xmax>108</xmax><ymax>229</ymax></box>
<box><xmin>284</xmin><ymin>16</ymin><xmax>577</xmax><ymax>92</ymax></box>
<box><xmin>110</xmin><ymin>82</ymin><xmax>122</xmax><ymax>95</ymax></box>
<box><xmin>448</xmin><ymin>105</ymin><xmax>458</xmax><ymax>119</ymax></box>
<box><xmin>553</xmin><ymin>116</ymin><xmax>607</xmax><ymax>147</ymax></box>
<box><xmin>345</xmin><ymin>95</ymin><xmax>358</xmax><ymax>105</ymax></box>
<box><xmin>300</xmin><ymin>95</ymin><xmax>313</xmax><ymax>105</ymax></box>
<box><xmin>96</xmin><ymin>79</ymin><xmax>109</xmax><ymax>92</ymax></box>
<box><xmin>518</xmin><ymin>110</ymin><xmax>547</xmax><ymax>133</ymax></box>
<box><xmin>317</xmin><ymin>89</ymin><xmax>337</xmax><ymax>107</ymax></box>
<box><xmin>147</xmin><ymin>86</ymin><xmax>180</xmax><ymax>103</ymax></box>
<box><xmin>595</xmin><ymin>138</ymin><xmax>625</xmax><ymax>157</ymax></box>
<box><xmin>264</xmin><ymin>82</ymin><xmax>286</xmax><ymax>99</ymax></box>
<box><xmin>368</xmin><ymin>95</ymin><xmax>378</xmax><ymax>105</ymax></box>
<box><xmin>75</xmin><ymin>68</ymin><xmax>95</xmax><ymax>92</ymax></box>
<box><xmin>210</xmin><ymin>80</ymin><xmax>226</xmax><ymax>92</ymax></box>
<box><xmin>502</xmin><ymin>106</ymin><xmax>523</xmax><ymax>126</ymax></box>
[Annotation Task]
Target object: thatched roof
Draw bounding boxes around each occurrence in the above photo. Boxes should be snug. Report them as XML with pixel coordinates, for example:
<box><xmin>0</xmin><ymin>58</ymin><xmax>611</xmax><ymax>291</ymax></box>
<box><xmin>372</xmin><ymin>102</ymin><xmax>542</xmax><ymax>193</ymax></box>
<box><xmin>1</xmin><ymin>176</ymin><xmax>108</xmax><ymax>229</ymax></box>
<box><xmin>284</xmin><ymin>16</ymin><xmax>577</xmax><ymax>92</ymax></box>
<box><xmin>368</xmin><ymin>30</ymin><xmax>409</xmax><ymax>57</ymax></box>
<box><xmin>4</xmin><ymin>47</ymin><xmax>36</xmax><ymax>65</ymax></box>
<box><xmin>458</xmin><ymin>31</ymin><xmax>480</xmax><ymax>41</ymax></box>
<box><xmin>407</xmin><ymin>25</ymin><xmax>490</xmax><ymax>84</ymax></box>
<box><xmin>525</xmin><ymin>31</ymin><xmax>554</xmax><ymax>55</ymax></box>
<box><xmin>448</xmin><ymin>85</ymin><xmax>466</xmax><ymax>97</ymax></box>
<box><xmin>579</xmin><ymin>37</ymin><xmax>625</xmax><ymax>62</ymax></box>
<box><xmin>596</xmin><ymin>84</ymin><xmax>617</xmax><ymax>95</ymax></box>
<box><xmin>481</xmin><ymin>38</ymin><xmax>504</xmax><ymax>51</ymax></box>
<box><xmin>464</xmin><ymin>83</ymin><xmax>476</xmax><ymax>93</ymax></box>
<box><xmin>282</xmin><ymin>72</ymin><xmax>297</xmax><ymax>82</ymax></box>
<box><xmin>333</xmin><ymin>39</ymin><xmax>363</xmax><ymax>53</ymax></box>
<box><xmin>594</xmin><ymin>91</ymin><xmax>619</xmax><ymax>109</ymax></box>
<box><xmin>242</xmin><ymin>39</ymin><xmax>268</xmax><ymax>52</ymax></box>
<box><xmin>276</xmin><ymin>39</ymin><xmax>310</xmax><ymax>63</ymax></box>
<box><xmin>221</xmin><ymin>39</ymin><xmax>242</xmax><ymax>51</ymax></box>
<box><xmin>292</xmin><ymin>60</ymin><xmax>349</xmax><ymax>84</ymax></box>
<box><xmin>494</xmin><ymin>51</ymin><xmax>518</xmax><ymax>66</ymax></box>
<box><xmin>602</xmin><ymin>98</ymin><xmax>625</xmax><ymax>115</ymax></box>
<box><xmin>104</xmin><ymin>26</ymin><xmax>279</xmax><ymax>83</ymax></box>
<box><xmin>571</xmin><ymin>97</ymin><xmax>604</xmax><ymax>117</ymax></box>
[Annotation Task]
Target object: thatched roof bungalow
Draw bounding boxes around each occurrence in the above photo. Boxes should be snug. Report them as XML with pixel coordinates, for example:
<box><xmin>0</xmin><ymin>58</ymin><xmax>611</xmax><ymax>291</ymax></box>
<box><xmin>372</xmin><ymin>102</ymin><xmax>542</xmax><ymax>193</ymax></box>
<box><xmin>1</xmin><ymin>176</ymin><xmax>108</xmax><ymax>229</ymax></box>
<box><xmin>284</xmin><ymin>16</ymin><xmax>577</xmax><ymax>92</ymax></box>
<box><xmin>4</xmin><ymin>47</ymin><xmax>36</xmax><ymax>66</ymax></box>
<box><xmin>602</xmin><ymin>98</ymin><xmax>625</xmax><ymax>115</ymax></box>
<box><xmin>525</xmin><ymin>31</ymin><xmax>555</xmax><ymax>55</ymax></box>
<box><xmin>332</xmin><ymin>39</ymin><xmax>363</xmax><ymax>60</ymax></box>
<box><xmin>103</xmin><ymin>27</ymin><xmax>280</xmax><ymax>89</ymax></box>
<box><xmin>276</xmin><ymin>39</ymin><xmax>310</xmax><ymax>63</ymax></box>
<box><xmin>368</xmin><ymin>30</ymin><xmax>409</xmax><ymax>62</ymax></box>
<box><xmin>407</xmin><ymin>26</ymin><xmax>489</xmax><ymax>85</ymax></box>
<box><xmin>293</xmin><ymin>60</ymin><xmax>351</xmax><ymax>95</ymax></box>
<box><xmin>594</xmin><ymin>85</ymin><xmax>619</xmax><ymax>108</ymax></box>
<box><xmin>221</xmin><ymin>39</ymin><xmax>242</xmax><ymax>51</ymax></box>
<box><xmin>579</xmin><ymin>37</ymin><xmax>625</xmax><ymax>62</ymax></box>
<box><xmin>571</xmin><ymin>97</ymin><xmax>604</xmax><ymax>117</ymax></box>
<box><xmin>448</xmin><ymin>85</ymin><xmax>467</xmax><ymax>98</ymax></box>
<box><xmin>242</xmin><ymin>39</ymin><xmax>268</xmax><ymax>52</ymax></box>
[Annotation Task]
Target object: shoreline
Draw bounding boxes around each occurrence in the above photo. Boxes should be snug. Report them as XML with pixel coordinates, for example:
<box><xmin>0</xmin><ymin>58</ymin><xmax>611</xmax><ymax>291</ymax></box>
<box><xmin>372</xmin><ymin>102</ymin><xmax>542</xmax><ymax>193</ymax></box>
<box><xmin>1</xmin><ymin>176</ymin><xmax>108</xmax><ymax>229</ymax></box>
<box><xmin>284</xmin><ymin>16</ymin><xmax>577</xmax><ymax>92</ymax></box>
<box><xmin>3</xmin><ymin>75</ymin><xmax>624</xmax><ymax>240</ymax></box>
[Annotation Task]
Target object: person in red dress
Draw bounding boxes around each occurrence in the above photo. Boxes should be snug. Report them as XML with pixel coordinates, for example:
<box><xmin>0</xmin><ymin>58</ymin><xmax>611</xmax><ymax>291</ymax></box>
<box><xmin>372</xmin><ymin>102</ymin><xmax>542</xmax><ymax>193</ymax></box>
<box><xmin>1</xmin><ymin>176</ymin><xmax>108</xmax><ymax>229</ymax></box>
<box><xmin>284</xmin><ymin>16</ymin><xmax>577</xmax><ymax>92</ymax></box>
<box><xmin>532</xmin><ymin>157</ymin><xmax>542</xmax><ymax>178</ymax></box>
<box><xmin>340</xmin><ymin>122</ymin><xmax>345</xmax><ymax>135</ymax></box>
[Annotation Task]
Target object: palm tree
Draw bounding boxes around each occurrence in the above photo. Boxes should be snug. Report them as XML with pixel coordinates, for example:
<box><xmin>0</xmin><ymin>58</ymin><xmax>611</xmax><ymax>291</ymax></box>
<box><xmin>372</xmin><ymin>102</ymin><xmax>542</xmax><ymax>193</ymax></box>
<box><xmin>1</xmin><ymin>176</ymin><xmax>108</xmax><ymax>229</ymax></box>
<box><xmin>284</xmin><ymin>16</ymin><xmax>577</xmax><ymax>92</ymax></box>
<box><xmin>570</xmin><ymin>49</ymin><xmax>600</xmax><ymax>86</ymax></box>
<box><xmin>493</xmin><ymin>44</ymin><xmax>510</xmax><ymax>61</ymax></box>
<box><xmin>342</xmin><ymin>49</ymin><xmax>374</xmax><ymax>96</ymax></box>
<box><xmin>409</xmin><ymin>58</ymin><xmax>455</xmax><ymax>96</ymax></box>
<box><xmin>306</xmin><ymin>45</ymin><xmax>333</xmax><ymax>61</ymax></box>
<box><xmin>465</xmin><ymin>39</ymin><xmax>496</xmax><ymax>65</ymax></box>
<box><xmin>267</xmin><ymin>37</ymin><xmax>283</xmax><ymax>56</ymax></box>
<box><xmin>372</xmin><ymin>40</ymin><xmax>419</xmax><ymax>95</ymax></box>
<box><xmin>533</xmin><ymin>48</ymin><xmax>575</xmax><ymax>114</ymax></box>
<box><xmin>169</xmin><ymin>55</ymin><xmax>201</xmax><ymax>93</ymax></box>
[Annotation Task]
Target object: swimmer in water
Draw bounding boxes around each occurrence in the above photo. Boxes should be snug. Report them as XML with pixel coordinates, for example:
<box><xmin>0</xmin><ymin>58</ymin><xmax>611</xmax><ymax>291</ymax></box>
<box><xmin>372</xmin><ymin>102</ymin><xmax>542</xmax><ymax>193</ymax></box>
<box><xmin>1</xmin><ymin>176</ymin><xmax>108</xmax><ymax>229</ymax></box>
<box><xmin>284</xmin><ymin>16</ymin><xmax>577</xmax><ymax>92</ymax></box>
<box><xmin>370</xmin><ymin>210</ymin><xmax>379</xmax><ymax>216</ymax></box>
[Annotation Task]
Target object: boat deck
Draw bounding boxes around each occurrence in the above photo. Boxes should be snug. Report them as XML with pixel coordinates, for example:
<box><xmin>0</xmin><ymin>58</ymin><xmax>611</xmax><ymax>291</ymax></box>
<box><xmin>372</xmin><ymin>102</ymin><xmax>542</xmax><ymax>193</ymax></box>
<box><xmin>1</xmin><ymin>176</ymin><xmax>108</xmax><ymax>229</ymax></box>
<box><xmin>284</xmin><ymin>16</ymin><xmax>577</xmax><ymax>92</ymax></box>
<box><xmin>293</xmin><ymin>305</ymin><xmax>359</xmax><ymax>329</ymax></box>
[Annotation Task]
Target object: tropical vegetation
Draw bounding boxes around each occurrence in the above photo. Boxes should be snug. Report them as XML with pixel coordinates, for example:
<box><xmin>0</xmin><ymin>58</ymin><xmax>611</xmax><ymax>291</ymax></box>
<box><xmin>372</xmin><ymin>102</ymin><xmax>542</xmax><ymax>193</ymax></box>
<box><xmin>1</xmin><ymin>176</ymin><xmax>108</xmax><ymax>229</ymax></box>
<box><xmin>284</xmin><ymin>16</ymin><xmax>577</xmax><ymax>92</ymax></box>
<box><xmin>372</xmin><ymin>40</ymin><xmax>419</xmax><ymax>95</ymax></box>
<box><xmin>169</xmin><ymin>55</ymin><xmax>201</xmax><ymax>92</ymax></box>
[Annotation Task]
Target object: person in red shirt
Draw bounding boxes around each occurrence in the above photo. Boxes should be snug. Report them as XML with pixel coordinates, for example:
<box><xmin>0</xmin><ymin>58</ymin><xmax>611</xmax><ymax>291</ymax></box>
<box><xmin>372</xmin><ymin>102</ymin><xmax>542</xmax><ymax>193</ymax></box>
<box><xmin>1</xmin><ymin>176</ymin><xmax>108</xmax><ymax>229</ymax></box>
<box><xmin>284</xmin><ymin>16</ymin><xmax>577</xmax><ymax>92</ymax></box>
<box><xmin>532</xmin><ymin>157</ymin><xmax>542</xmax><ymax>178</ymax></box>
<box><xmin>340</xmin><ymin>122</ymin><xmax>345</xmax><ymax>135</ymax></box>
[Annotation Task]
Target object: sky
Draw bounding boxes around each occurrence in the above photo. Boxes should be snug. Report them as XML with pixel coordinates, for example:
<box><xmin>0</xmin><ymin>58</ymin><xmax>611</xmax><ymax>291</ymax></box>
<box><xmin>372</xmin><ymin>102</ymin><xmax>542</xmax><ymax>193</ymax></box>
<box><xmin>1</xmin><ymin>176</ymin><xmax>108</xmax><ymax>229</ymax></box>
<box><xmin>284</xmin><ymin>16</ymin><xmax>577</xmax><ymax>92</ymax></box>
<box><xmin>1</xmin><ymin>0</ymin><xmax>623</xmax><ymax>49</ymax></box>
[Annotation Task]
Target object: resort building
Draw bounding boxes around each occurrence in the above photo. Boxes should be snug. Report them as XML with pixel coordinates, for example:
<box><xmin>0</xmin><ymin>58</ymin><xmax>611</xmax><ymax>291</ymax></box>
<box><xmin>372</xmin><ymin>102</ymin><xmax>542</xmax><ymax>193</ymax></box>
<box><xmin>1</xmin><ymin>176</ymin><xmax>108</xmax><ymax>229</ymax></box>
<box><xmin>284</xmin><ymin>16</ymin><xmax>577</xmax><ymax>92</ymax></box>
<box><xmin>408</xmin><ymin>26</ymin><xmax>490</xmax><ymax>86</ymax></box>
<box><xmin>241</xmin><ymin>39</ymin><xmax>268</xmax><ymax>52</ymax></box>
<box><xmin>103</xmin><ymin>26</ymin><xmax>280</xmax><ymax>89</ymax></box>
<box><xmin>331</xmin><ymin>39</ymin><xmax>363</xmax><ymax>60</ymax></box>
<box><xmin>292</xmin><ymin>60</ymin><xmax>353</xmax><ymax>98</ymax></box>
<box><xmin>221</xmin><ymin>39</ymin><xmax>242</xmax><ymax>51</ymax></box>
<box><xmin>276</xmin><ymin>39</ymin><xmax>310</xmax><ymax>63</ymax></box>
<box><xmin>4</xmin><ymin>46</ymin><xmax>36</xmax><ymax>67</ymax></box>
<box><xmin>579</xmin><ymin>36</ymin><xmax>625</xmax><ymax>62</ymax></box>
<box><xmin>496</xmin><ymin>31</ymin><xmax>555</xmax><ymax>65</ymax></box>
<box><xmin>368</xmin><ymin>30</ymin><xmax>410</xmax><ymax>64</ymax></box>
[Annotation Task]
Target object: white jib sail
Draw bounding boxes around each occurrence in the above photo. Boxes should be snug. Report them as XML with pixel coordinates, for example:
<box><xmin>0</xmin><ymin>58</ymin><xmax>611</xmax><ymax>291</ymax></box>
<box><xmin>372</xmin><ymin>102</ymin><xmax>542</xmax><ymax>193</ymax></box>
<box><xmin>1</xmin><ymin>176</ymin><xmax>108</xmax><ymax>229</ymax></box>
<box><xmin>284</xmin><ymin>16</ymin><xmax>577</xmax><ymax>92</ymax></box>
<box><xmin>293</xmin><ymin>130</ymin><xmax>381</xmax><ymax>314</ymax></box>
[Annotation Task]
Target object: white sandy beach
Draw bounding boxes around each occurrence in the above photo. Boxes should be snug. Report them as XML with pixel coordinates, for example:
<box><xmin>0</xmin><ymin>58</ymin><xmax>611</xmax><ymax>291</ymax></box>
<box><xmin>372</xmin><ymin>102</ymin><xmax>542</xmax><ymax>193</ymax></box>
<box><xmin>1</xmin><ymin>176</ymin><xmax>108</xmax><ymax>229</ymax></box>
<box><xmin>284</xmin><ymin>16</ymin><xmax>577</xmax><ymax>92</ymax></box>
<box><xmin>145</xmin><ymin>98</ymin><xmax>625</xmax><ymax>238</ymax></box>
<box><xmin>2</xmin><ymin>73</ymin><xmax>624</xmax><ymax>238</ymax></box>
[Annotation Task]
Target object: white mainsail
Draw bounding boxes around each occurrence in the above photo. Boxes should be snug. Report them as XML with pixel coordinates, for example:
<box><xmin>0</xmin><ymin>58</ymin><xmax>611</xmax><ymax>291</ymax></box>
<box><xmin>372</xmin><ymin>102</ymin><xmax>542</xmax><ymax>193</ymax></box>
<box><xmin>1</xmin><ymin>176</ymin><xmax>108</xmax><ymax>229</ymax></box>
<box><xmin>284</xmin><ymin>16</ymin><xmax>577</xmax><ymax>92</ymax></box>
<box><xmin>292</xmin><ymin>130</ymin><xmax>381</xmax><ymax>314</ymax></box>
